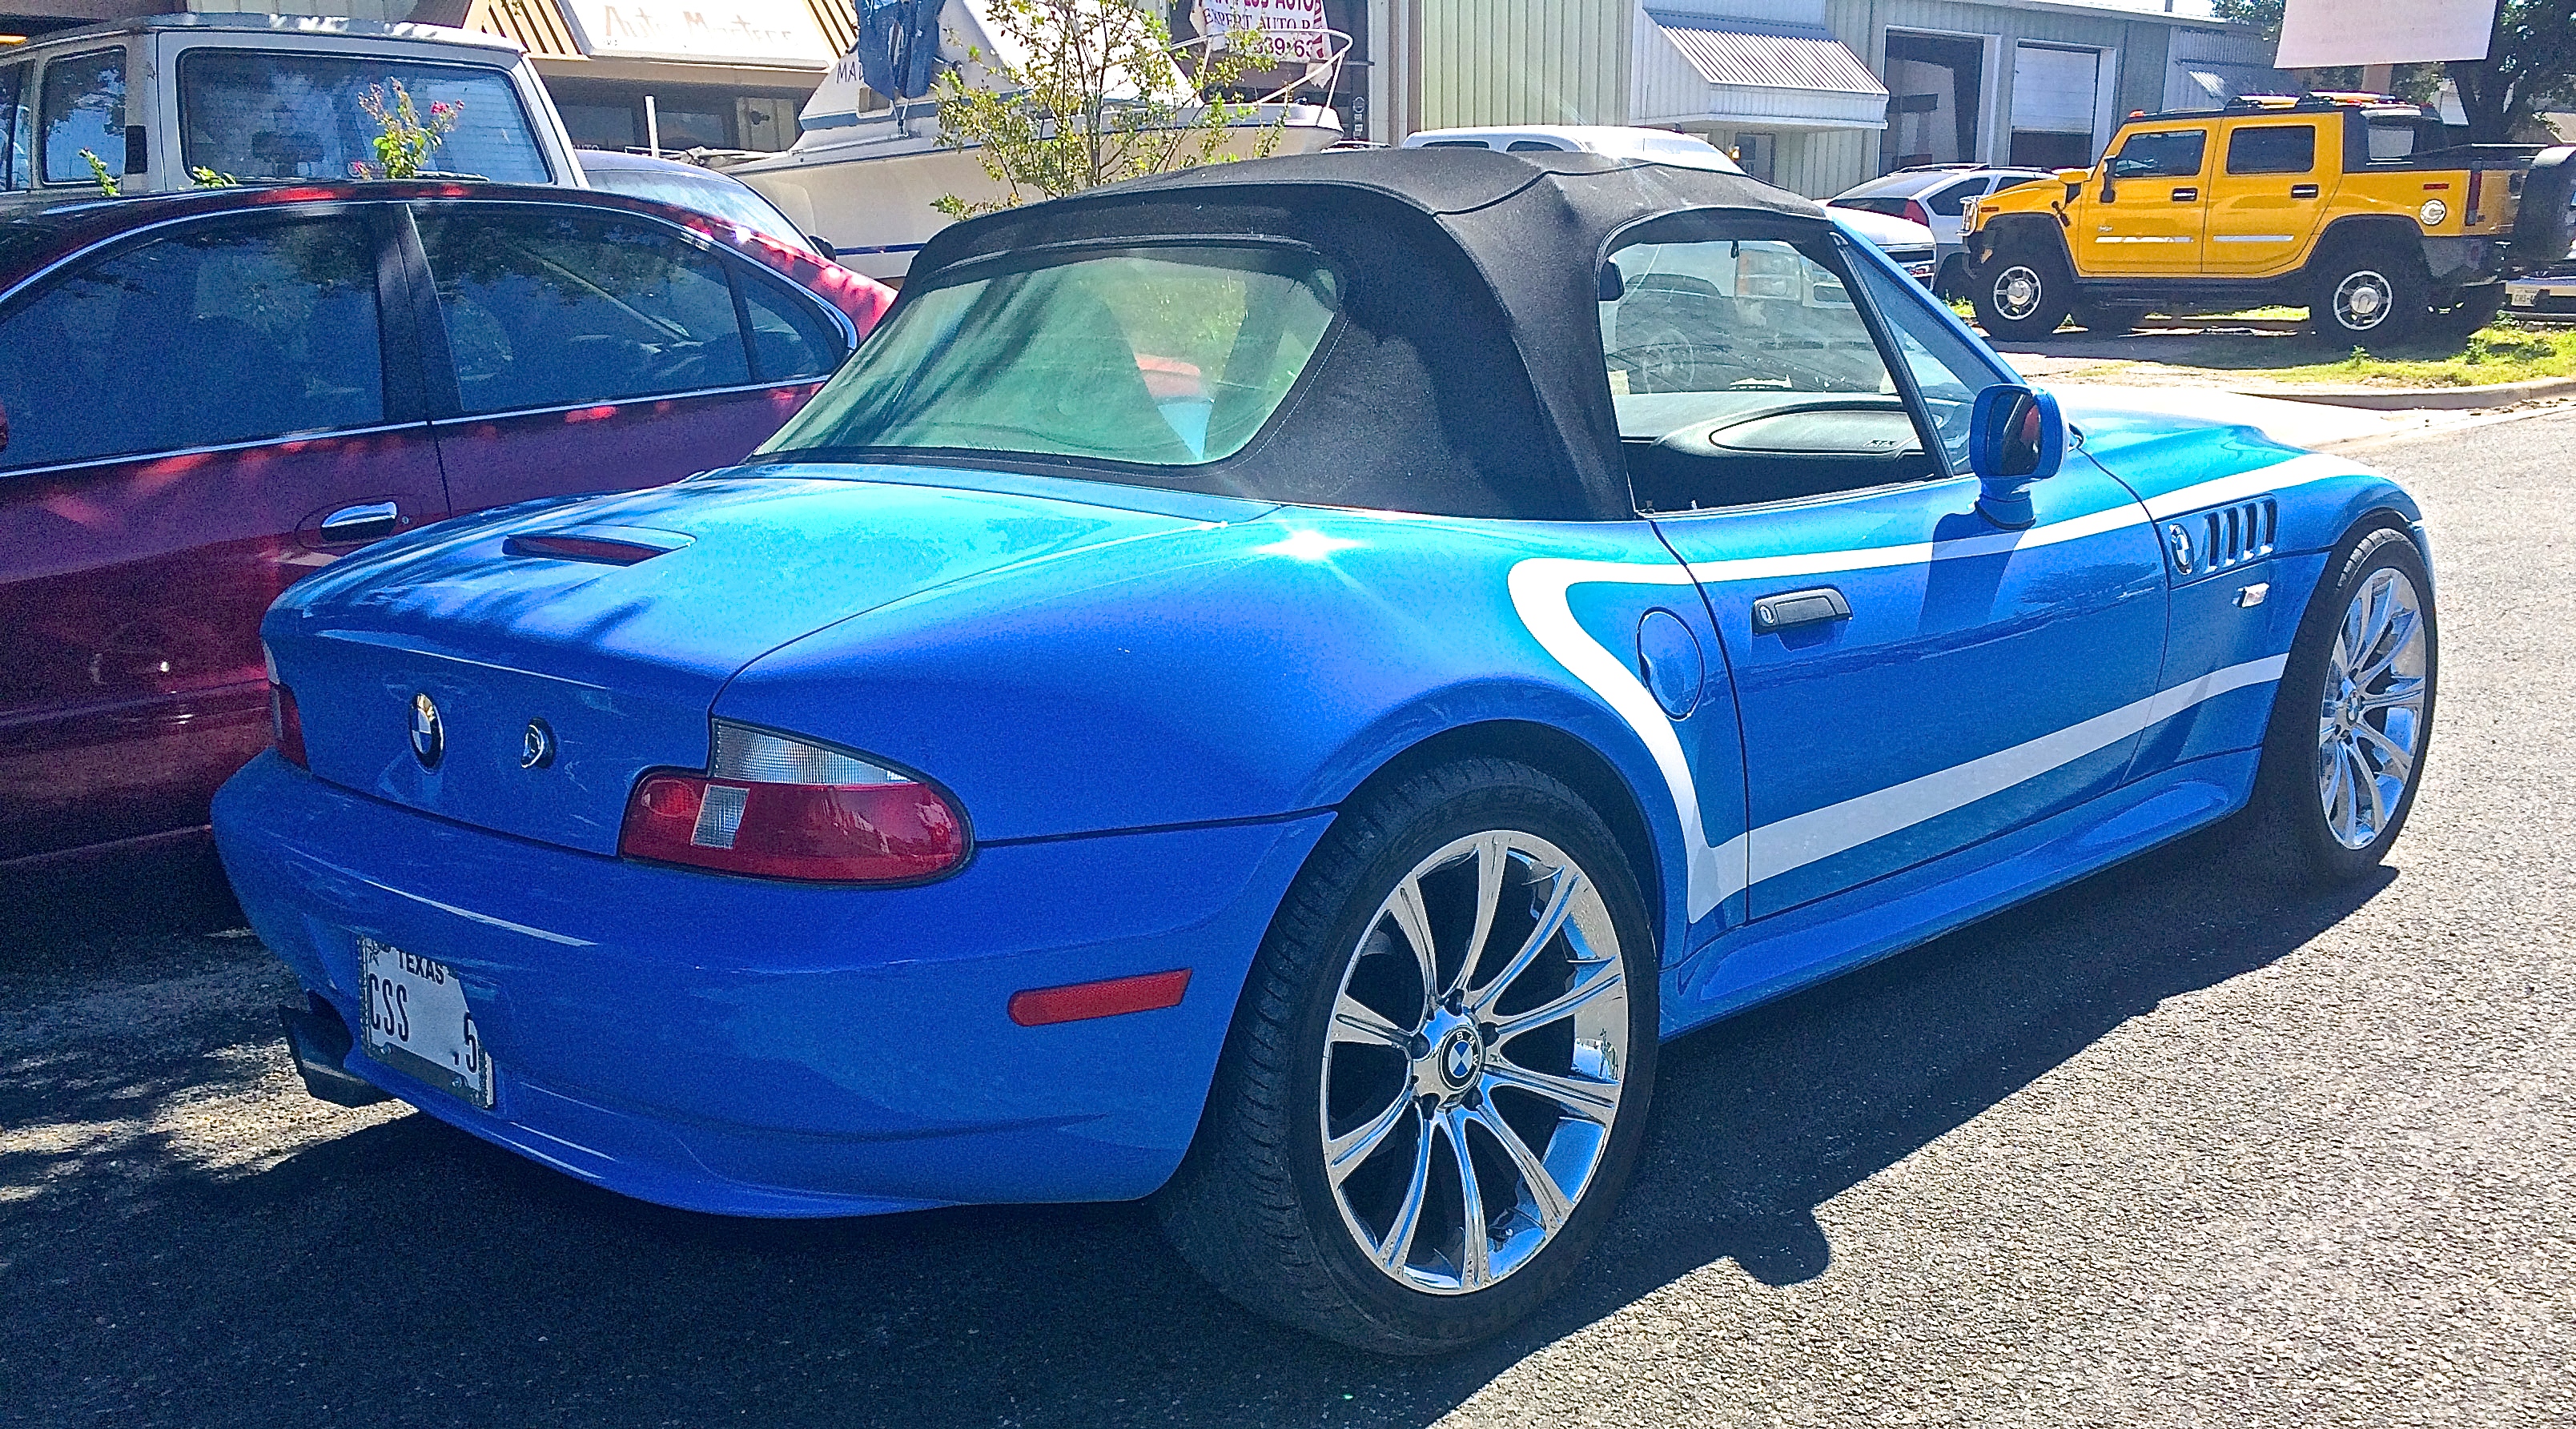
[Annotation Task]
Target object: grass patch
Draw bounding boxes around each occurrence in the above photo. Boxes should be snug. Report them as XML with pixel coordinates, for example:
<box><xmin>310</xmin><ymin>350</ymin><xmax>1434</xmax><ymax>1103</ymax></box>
<box><xmin>2265</xmin><ymin>318</ymin><xmax>2576</xmax><ymax>387</ymax></box>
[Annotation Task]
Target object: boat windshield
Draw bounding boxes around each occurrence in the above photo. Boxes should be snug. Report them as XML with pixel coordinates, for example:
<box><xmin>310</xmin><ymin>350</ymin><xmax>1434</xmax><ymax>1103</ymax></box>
<box><xmin>760</xmin><ymin>243</ymin><xmax>1339</xmax><ymax>468</ymax></box>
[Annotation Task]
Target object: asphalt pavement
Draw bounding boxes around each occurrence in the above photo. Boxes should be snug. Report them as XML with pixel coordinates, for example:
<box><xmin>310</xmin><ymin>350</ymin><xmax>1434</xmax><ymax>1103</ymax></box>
<box><xmin>4</xmin><ymin>410</ymin><xmax>2571</xmax><ymax>1427</ymax></box>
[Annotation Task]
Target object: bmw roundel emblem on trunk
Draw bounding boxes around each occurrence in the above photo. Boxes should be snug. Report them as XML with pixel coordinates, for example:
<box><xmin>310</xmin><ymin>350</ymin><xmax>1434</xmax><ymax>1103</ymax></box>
<box><xmin>520</xmin><ymin>718</ymin><xmax>556</xmax><ymax>769</ymax></box>
<box><xmin>408</xmin><ymin>693</ymin><xmax>444</xmax><ymax>769</ymax></box>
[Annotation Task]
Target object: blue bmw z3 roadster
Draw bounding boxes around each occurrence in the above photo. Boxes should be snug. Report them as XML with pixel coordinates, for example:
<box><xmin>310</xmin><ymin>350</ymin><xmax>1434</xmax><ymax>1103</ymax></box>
<box><xmin>215</xmin><ymin>150</ymin><xmax>2436</xmax><ymax>1354</ymax></box>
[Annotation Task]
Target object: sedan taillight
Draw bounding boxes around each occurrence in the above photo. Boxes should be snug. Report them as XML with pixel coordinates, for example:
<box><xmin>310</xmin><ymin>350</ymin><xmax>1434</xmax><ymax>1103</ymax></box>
<box><xmin>271</xmin><ymin>684</ymin><xmax>308</xmax><ymax>768</ymax></box>
<box><xmin>618</xmin><ymin>721</ymin><xmax>967</xmax><ymax>883</ymax></box>
<box><xmin>1904</xmin><ymin>198</ymin><xmax>1933</xmax><ymax>229</ymax></box>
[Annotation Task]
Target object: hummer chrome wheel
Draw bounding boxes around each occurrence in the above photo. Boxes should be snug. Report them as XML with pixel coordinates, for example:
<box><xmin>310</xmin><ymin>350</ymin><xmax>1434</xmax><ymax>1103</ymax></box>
<box><xmin>1318</xmin><ymin>831</ymin><xmax>1629</xmax><ymax>1295</ymax></box>
<box><xmin>1992</xmin><ymin>264</ymin><xmax>2045</xmax><ymax>321</ymax></box>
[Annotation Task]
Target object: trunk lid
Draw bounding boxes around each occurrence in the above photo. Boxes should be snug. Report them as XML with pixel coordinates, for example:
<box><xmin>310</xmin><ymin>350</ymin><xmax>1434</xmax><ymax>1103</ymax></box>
<box><xmin>265</xmin><ymin>468</ymin><xmax>1235</xmax><ymax>854</ymax></box>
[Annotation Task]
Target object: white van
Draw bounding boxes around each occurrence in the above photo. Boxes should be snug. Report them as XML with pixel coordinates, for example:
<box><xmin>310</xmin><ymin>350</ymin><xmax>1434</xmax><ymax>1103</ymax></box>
<box><xmin>0</xmin><ymin>14</ymin><xmax>583</xmax><ymax>207</ymax></box>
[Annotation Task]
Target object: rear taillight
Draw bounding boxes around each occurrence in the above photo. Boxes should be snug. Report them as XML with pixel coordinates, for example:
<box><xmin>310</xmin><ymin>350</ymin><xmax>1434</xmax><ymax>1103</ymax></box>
<box><xmin>617</xmin><ymin>721</ymin><xmax>967</xmax><ymax>883</ymax></box>
<box><xmin>270</xmin><ymin>684</ymin><xmax>307</xmax><ymax>768</ymax></box>
<box><xmin>266</xmin><ymin>645</ymin><xmax>307</xmax><ymax>769</ymax></box>
<box><xmin>1904</xmin><ymin>199</ymin><xmax>1933</xmax><ymax>229</ymax></box>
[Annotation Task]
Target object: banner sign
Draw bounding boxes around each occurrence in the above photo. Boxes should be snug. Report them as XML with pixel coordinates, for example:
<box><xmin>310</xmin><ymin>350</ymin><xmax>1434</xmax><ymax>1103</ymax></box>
<box><xmin>2276</xmin><ymin>0</ymin><xmax>2494</xmax><ymax>70</ymax></box>
<box><xmin>1197</xmin><ymin>0</ymin><xmax>1334</xmax><ymax>66</ymax></box>
<box><xmin>561</xmin><ymin>0</ymin><xmax>839</xmax><ymax>66</ymax></box>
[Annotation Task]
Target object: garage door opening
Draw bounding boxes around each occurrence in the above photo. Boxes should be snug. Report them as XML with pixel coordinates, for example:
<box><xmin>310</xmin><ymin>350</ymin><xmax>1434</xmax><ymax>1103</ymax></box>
<box><xmin>1882</xmin><ymin>30</ymin><xmax>1984</xmax><ymax>173</ymax></box>
<box><xmin>2011</xmin><ymin>42</ymin><xmax>2104</xmax><ymax>169</ymax></box>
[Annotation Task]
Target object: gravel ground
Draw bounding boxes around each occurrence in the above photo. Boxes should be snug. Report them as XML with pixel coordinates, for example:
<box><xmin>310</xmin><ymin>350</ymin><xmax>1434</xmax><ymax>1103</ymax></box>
<box><xmin>3</xmin><ymin>412</ymin><xmax>2570</xmax><ymax>1427</ymax></box>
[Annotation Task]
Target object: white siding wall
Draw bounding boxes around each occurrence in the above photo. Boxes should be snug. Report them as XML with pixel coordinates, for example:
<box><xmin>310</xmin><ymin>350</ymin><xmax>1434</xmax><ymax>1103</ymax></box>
<box><xmin>1414</xmin><ymin>0</ymin><xmax>1630</xmax><ymax>130</ymax></box>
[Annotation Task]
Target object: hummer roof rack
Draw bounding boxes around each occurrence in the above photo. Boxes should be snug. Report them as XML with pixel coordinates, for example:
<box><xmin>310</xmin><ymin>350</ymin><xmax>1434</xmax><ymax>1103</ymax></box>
<box><xmin>2119</xmin><ymin>91</ymin><xmax>2433</xmax><ymax>125</ymax></box>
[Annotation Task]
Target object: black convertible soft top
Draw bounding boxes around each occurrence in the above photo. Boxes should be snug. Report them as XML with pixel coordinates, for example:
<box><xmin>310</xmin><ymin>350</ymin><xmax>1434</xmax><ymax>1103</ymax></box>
<box><xmin>902</xmin><ymin>149</ymin><xmax>1835</xmax><ymax>522</ymax></box>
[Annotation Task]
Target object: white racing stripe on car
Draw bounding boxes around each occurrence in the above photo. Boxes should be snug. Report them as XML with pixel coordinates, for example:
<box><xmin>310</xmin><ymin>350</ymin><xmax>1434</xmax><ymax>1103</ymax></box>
<box><xmin>1744</xmin><ymin>654</ymin><xmax>2286</xmax><ymax>885</ymax></box>
<box><xmin>1506</xmin><ymin>451</ymin><xmax>2360</xmax><ymax>919</ymax></box>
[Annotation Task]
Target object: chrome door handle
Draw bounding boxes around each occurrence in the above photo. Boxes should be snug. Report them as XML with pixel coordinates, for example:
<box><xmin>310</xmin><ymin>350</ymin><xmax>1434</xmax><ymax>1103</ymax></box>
<box><xmin>1751</xmin><ymin>587</ymin><xmax>1852</xmax><ymax>634</ymax></box>
<box><xmin>2169</xmin><ymin>187</ymin><xmax>2199</xmax><ymax>202</ymax></box>
<box><xmin>2291</xmin><ymin>183</ymin><xmax>2321</xmax><ymax>199</ymax></box>
<box><xmin>319</xmin><ymin>500</ymin><xmax>401</xmax><ymax>543</ymax></box>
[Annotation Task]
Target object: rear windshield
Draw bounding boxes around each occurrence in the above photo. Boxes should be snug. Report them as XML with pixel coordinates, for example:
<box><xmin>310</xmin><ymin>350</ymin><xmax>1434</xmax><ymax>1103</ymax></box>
<box><xmin>764</xmin><ymin>243</ymin><xmax>1338</xmax><ymax>468</ymax></box>
<box><xmin>179</xmin><ymin>50</ymin><xmax>550</xmax><ymax>183</ymax></box>
<box><xmin>582</xmin><ymin>164</ymin><xmax>806</xmax><ymax>252</ymax></box>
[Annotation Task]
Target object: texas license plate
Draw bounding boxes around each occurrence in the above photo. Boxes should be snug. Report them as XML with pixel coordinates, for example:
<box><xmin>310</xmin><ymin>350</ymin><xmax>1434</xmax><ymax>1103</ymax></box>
<box><xmin>357</xmin><ymin>937</ymin><xmax>495</xmax><ymax>1109</ymax></box>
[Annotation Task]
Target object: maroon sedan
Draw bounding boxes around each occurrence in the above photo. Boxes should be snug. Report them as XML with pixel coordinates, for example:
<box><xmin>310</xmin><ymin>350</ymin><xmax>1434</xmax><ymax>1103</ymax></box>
<box><xmin>0</xmin><ymin>181</ymin><xmax>892</xmax><ymax>869</ymax></box>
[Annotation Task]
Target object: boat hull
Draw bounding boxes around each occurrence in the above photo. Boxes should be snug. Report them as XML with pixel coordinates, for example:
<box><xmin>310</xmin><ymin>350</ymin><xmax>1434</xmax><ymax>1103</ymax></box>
<box><xmin>731</xmin><ymin>106</ymin><xmax>1344</xmax><ymax>282</ymax></box>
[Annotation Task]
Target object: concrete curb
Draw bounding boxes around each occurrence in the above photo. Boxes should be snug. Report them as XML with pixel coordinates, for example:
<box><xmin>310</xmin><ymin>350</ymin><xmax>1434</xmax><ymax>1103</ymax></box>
<box><xmin>2237</xmin><ymin>375</ymin><xmax>2576</xmax><ymax>411</ymax></box>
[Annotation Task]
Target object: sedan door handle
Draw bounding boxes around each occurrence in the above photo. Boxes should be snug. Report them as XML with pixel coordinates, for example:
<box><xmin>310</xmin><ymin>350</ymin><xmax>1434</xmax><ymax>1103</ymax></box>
<box><xmin>1751</xmin><ymin>587</ymin><xmax>1852</xmax><ymax>634</ymax></box>
<box><xmin>319</xmin><ymin>500</ymin><xmax>402</xmax><ymax>544</ymax></box>
<box><xmin>2169</xmin><ymin>187</ymin><xmax>2199</xmax><ymax>202</ymax></box>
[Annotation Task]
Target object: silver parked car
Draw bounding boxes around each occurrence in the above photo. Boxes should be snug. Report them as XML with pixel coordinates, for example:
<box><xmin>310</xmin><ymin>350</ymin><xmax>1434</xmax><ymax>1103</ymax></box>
<box><xmin>576</xmin><ymin>149</ymin><xmax>834</xmax><ymax>261</ymax></box>
<box><xmin>1832</xmin><ymin>165</ymin><xmax>2055</xmax><ymax>298</ymax></box>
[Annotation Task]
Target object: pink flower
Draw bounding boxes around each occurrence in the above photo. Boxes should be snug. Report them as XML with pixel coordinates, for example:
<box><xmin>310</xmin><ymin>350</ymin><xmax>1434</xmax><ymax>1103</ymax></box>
<box><xmin>349</xmin><ymin>161</ymin><xmax>372</xmax><ymax>178</ymax></box>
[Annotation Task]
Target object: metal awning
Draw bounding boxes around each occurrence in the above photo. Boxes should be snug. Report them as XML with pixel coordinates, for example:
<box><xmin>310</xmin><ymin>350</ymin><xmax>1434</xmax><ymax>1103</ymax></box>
<box><xmin>1634</xmin><ymin>11</ymin><xmax>1888</xmax><ymax>131</ymax></box>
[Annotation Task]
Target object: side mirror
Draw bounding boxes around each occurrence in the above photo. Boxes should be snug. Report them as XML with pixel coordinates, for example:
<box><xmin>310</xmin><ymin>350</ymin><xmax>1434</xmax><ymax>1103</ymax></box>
<box><xmin>806</xmin><ymin>234</ymin><xmax>840</xmax><ymax>261</ymax></box>
<box><xmin>1968</xmin><ymin>383</ymin><xmax>2064</xmax><ymax>529</ymax></box>
<box><xmin>1597</xmin><ymin>264</ymin><xmax>1626</xmax><ymax>303</ymax></box>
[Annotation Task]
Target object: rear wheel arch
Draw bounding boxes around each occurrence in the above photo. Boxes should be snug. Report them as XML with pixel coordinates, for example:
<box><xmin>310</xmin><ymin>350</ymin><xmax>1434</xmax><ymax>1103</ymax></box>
<box><xmin>2306</xmin><ymin>216</ymin><xmax>2429</xmax><ymax>277</ymax></box>
<box><xmin>1336</xmin><ymin>720</ymin><xmax>1668</xmax><ymax>959</ymax></box>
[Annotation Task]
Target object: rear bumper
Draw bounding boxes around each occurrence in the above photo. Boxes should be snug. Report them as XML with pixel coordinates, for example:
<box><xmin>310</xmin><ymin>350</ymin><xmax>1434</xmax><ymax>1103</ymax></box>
<box><xmin>214</xmin><ymin>753</ymin><xmax>1331</xmax><ymax>1216</ymax></box>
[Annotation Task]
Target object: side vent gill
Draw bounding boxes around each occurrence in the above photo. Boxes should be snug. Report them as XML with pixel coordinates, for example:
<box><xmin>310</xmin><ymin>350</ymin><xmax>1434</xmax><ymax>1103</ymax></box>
<box><xmin>2163</xmin><ymin>497</ymin><xmax>2277</xmax><ymax>580</ymax></box>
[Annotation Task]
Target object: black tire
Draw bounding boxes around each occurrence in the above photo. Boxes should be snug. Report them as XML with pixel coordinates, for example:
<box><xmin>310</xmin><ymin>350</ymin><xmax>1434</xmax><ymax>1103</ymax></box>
<box><xmin>1155</xmin><ymin>757</ymin><xmax>1659</xmax><ymax>1355</ymax></box>
<box><xmin>2240</xmin><ymin>526</ymin><xmax>2437</xmax><ymax>885</ymax></box>
<box><xmin>2308</xmin><ymin>239</ymin><xmax>2428</xmax><ymax>345</ymax></box>
<box><xmin>2428</xmin><ymin>284</ymin><xmax>2507</xmax><ymax>335</ymax></box>
<box><xmin>1935</xmin><ymin>253</ymin><xmax>1972</xmax><ymax>302</ymax></box>
<box><xmin>2072</xmin><ymin>302</ymin><xmax>2147</xmax><ymax>334</ymax></box>
<box><xmin>2510</xmin><ymin>146</ymin><xmax>2576</xmax><ymax>269</ymax></box>
<box><xmin>1970</xmin><ymin>233</ymin><xmax>2076</xmax><ymax>340</ymax></box>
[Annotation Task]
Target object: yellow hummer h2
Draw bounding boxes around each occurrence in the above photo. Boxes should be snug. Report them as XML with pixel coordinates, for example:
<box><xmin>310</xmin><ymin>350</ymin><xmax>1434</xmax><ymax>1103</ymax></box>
<box><xmin>1963</xmin><ymin>93</ymin><xmax>2576</xmax><ymax>343</ymax></box>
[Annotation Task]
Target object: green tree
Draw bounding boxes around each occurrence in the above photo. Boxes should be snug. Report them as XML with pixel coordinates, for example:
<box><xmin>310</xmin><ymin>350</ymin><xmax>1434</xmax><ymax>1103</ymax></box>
<box><xmin>931</xmin><ymin>0</ymin><xmax>1280</xmax><ymax>217</ymax></box>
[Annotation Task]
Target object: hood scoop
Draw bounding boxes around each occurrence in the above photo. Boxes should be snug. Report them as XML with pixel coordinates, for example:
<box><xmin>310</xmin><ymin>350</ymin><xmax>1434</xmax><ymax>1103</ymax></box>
<box><xmin>504</xmin><ymin>525</ymin><xmax>694</xmax><ymax>567</ymax></box>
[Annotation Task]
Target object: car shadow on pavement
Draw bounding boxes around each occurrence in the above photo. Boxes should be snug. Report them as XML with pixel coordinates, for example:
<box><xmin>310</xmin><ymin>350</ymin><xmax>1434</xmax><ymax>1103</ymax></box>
<box><xmin>4</xmin><ymin>825</ymin><xmax>2397</xmax><ymax>1429</ymax></box>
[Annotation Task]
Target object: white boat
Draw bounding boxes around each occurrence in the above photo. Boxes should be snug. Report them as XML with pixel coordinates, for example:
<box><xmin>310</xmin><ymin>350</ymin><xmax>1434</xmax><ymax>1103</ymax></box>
<box><xmin>727</xmin><ymin>0</ymin><xmax>1348</xmax><ymax>283</ymax></box>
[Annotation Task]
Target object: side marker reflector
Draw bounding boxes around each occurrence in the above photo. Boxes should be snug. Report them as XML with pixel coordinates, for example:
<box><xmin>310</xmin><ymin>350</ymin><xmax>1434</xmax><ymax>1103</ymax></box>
<box><xmin>1008</xmin><ymin>969</ymin><xmax>1192</xmax><ymax>1027</ymax></box>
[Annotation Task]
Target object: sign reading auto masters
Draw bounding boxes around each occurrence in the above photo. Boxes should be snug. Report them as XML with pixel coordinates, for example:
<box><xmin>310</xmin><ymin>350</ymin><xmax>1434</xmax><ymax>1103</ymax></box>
<box><xmin>561</xmin><ymin>0</ymin><xmax>838</xmax><ymax>66</ymax></box>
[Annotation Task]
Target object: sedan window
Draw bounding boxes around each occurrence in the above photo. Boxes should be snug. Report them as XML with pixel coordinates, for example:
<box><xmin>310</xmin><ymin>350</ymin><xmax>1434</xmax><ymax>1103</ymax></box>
<box><xmin>0</xmin><ymin>217</ymin><xmax>385</xmax><ymax>472</ymax></box>
<box><xmin>38</xmin><ymin>49</ymin><xmax>123</xmax><ymax>186</ymax></box>
<box><xmin>416</xmin><ymin>211</ymin><xmax>752</xmax><ymax>414</ymax></box>
<box><xmin>1924</xmin><ymin>179</ymin><xmax>1986</xmax><ymax>217</ymax></box>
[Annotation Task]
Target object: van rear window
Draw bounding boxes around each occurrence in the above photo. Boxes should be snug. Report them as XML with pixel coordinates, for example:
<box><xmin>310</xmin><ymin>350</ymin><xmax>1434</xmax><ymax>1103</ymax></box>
<box><xmin>179</xmin><ymin>50</ymin><xmax>550</xmax><ymax>183</ymax></box>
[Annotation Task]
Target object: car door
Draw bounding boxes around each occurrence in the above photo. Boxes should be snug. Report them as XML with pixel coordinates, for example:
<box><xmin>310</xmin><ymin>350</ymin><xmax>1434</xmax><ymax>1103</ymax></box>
<box><xmin>0</xmin><ymin>204</ymin><xmax>446</xmax><ymax>862</ymax></box>
<box><xmin>405</xmin><ymin>202</ymin><xmax>854</xmax><ymax>513</ymax></box>
<box><xmin>2203</xmin><ymin>118</ymin><xmax>2329</xmax><ymax>276</ymax></box>
<box><xmin>2074</xmin><ymin>125</ymin><xmax>2213</xmax><ymax>278</ymax></box>
<box><xmin>1611</xmin><ymin>229</ymin><xmax>2168</xmax><ymax>920</ymax></box>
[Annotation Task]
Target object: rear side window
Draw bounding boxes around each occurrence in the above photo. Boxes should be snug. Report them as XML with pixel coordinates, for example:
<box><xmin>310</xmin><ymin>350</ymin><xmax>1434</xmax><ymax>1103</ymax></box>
<box><xmin>737</xmin><ymin>269</ymin><xmax>846</xmax><ymax>382</ymax></box>
<box><xmin>581</xmin><ymin>166</ymin><xmax>808</xmax><ymax>253</ymax></box>
<box><xmin>1833</xmin><ymin>196</ymin><xmax>1912</xmax><ymax>218</ymax></box>
<box><xmin>0</xmin><ymin>216</ymin><xmax>384</xmax><ymax>471</ymax></box>
<box><xmin>769</xmin><ymin>245</ymin><xmax>1339</xmax><ymax>466</ymax></box>
<box><xmin>2228</xmin><ymin>124</ymin><xmax>2317</xmax><ymax>175</ymax></box>
<box><xmin>416</xmin><ymin>210</ymin><xmax>753</xmax><ymax>413</ymax></box>
<box><xmin>1506</xmin><ymin>139</ymin><xmax>1569</xmax><ymax>152</ymax></box>
<box><xmin>1924</xmin><ymin>179</ymin><xmax>1985</xmax><ymax>217</ymax></box>
<box><xmin>179</xmin><ymin>51</ymin><xmax>550</xmax><ymax>183</ymax></box>
<box><xmin>38</xmin><ymin>49</ymin><xmax>123</xmax><ymax>185</ymax></box>
<box><xmin>2108</xmin><ymin>129</ymin><xmax>2207</xmax><ymax>179</ymax></box>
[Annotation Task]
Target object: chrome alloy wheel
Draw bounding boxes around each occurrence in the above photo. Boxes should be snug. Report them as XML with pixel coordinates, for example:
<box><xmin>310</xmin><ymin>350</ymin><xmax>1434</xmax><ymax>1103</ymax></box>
<box><xmin>1992</xmin><ymin>264</ymin><xmax>2045</xmax><ymax>321</ymax></box>
<box><xmin>1319</xmin><ymin>832</ymin><xmax>1629</xmax><ymax>1296</ymax></box>
<box><xmin>2318</xmin><ymin>566</ymin><xmax>2429</xmax><ymax>849</ymax></box>
<box><xmin>2333</xmin><ymin>269</ymin><xmax>2395</xmax><ymax>331</ymax></box>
